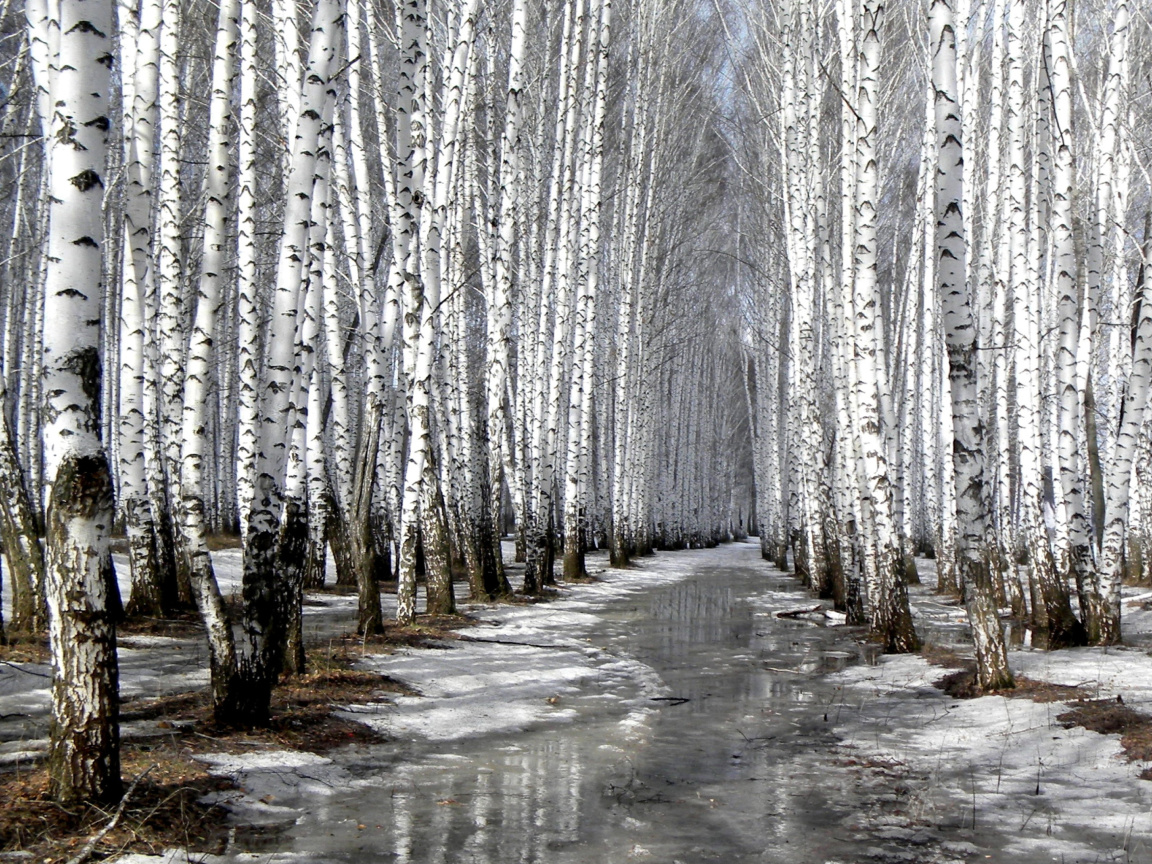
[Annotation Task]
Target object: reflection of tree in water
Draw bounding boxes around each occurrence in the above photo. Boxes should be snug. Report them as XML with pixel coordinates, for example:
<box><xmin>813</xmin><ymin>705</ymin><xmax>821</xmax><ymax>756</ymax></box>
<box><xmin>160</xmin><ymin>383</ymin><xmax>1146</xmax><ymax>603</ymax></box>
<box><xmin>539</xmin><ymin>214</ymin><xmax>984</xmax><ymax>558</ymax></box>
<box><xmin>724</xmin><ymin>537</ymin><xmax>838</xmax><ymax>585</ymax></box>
<box><xmin>284</xmin><ymin>554</ymin><xmax>976</xmax><ymax>864</ymax></box>
<box><xmin>385</xmin><ymin>737</ymin><xmax>587</xmax><ymax>863</ymax></box>
<box><xmin>381</xmin><ymin>578</ymin><xmax>764</xmax><ymax>862</ymax></box>
<box><xmin>615</xmin><ymin>575</ymin><xmax>862</xmax><ymax>859</ymax></box>
<box><xmin>647</xmin><ymin>579</ymin><xmax>752</xmax><ymax>660</ymax></box>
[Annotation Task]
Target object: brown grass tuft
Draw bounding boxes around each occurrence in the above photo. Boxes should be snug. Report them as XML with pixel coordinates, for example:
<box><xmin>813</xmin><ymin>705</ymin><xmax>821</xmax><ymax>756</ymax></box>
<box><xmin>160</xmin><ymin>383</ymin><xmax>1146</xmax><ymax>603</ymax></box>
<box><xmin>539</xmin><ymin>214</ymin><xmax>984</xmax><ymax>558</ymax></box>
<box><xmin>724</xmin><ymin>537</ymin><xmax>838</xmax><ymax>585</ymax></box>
<box><xmin>1057</xmin><ymin>698</ymin><xmax>1152</xmax><ymax>766</ymax></box>
<box><xmin>933</xmin><ymin>667</ymin><xmax>1089</xmax><ymax>702</ymax></box>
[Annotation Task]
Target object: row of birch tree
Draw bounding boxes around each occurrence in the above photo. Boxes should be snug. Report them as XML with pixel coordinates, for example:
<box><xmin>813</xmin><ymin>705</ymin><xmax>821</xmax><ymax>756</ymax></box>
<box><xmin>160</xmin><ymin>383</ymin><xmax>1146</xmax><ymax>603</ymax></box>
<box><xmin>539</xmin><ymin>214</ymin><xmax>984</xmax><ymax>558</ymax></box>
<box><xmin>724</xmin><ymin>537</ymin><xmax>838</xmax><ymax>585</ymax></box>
<box><xmin>733</xmin><ymin>0</ymin><xmax>1152</xmax><ymax>688</ymax></box>
<box><xmin>1</xmin><ymin>0</ymin><xmax>751</xmax><ymax>803</ymax></box>
<box><xmin>13</xmin><ymin>0</ymin><xmax>1152</xmax><ymax>809</ymax></box>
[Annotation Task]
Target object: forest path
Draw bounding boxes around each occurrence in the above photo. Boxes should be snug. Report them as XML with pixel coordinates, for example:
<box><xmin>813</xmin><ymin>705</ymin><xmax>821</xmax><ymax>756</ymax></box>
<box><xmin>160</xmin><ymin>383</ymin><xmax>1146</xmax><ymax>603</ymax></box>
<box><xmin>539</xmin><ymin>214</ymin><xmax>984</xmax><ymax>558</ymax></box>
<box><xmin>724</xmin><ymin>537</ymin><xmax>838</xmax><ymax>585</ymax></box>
<box><xmin>112</xmin><ymin>540</ymin><xmax>1081</xmax><ymax>864</ymax></box>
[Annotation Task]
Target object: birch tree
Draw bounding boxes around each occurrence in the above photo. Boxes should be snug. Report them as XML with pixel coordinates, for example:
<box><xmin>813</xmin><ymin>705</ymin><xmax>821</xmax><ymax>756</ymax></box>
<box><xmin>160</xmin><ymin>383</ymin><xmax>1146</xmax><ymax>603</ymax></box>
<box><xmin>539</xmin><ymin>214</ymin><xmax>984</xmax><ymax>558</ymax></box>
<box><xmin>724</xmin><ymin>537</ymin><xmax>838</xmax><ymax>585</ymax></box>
<box><xmin>847</xmin><ymin>0</ymin><xmax>918</xmax><ymax>652</ymax></box>
<box><xmin>118</xmin><ymin>0</ymin><xmax>169</xmax><ymax>619</ymax></box>
<box><xmin>36</xmin><ymin>0</ymin><xmax>122</xmax><ymax>804</ymax></box>
<box><xmin>179</xmin><ymin>0</ymin><xmax>243</xmax><ymax>716</ymax></box>
<box><xmin>930</xmin><ymin>0</ymin><xmax>1012</xmax><ymax>689</ymax></box>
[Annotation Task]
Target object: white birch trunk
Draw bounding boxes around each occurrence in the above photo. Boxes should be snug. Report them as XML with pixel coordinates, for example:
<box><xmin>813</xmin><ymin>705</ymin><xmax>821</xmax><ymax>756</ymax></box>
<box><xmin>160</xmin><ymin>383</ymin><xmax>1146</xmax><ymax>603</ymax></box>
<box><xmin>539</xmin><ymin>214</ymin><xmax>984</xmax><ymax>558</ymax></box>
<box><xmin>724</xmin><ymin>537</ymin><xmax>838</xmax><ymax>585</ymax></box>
<box><xmin>38</xmin><ymin>0</ymin><xmax>121</xmax><ymax>805</ymax></box>
<box><xmin>486</xmin><ymin>0</ymin><xmax>527</xmax><ymax>586</ymax></box>
<box><xmin>179</xmin><ymin>0</ymin><xmax>242</xmax><ymax>715</ymax></box>
<box><xmin>932</xmin><ymin>0</ymin><xmax>1012</xmax><ymax>687</ymax></box>
<box><xmin>1044</xmin><ymin>0</ymin><xmax>1095</xmax><ymax>640</ymax></box>
<box><xmin>1007</xmin><ymin>0</ymin><xmax>1084</xmax><ymax>645</ymax></box>
<box><xmin>238</xmin><ymin>0</ymin><xmax>342</xmax><ymax>722</ymax></box>
<box><xmin>398</xmin><ymin>0</ymin><xmax>480</xmax><ymax>620</ymax></box>
<box><xmin>848</xmin><ymin>0</ymin><xmax>917</xmax><ymax>652</ymax></box>
<box><xmin>155</xmin><ymin>0</ymin><xmax>184</xmax><ymax>511</ymax></box>
<box><xmin>235</xmin><ymin>0</ymin><xmax>260</xmax><ymax>543</ymax></box>
<box><xmin>117</xmin><ymin>0</ymin><xmax>169</xmax><ymax>617</ymax></box>
<box><xmin>1085</xmin><ymin>5</ymin><xmax>1130</xmax><ymax>642</ymax></box>
<box><xmin>1098</xmin><ymin>219</ymin><xmax>1152</xmax><ymax>644</ymax></box>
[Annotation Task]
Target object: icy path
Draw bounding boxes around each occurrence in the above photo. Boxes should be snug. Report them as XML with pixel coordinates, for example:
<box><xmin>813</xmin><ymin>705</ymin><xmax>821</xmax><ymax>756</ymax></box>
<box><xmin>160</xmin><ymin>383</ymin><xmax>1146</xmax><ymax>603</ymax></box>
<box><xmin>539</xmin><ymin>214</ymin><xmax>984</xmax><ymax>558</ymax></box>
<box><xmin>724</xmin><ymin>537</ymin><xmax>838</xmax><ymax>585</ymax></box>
<box><xmin>3</xmin><ymin>541</ymin><xmax>1150</xmax><ymax>862</ymax></box>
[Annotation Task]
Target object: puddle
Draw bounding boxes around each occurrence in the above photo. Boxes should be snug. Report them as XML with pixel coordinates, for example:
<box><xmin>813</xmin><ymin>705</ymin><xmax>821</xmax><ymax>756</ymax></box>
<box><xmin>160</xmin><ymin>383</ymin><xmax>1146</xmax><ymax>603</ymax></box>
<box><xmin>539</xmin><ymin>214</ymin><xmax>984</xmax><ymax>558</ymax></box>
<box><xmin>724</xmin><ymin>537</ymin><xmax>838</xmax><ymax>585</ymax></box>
<box><xmin>916</xmin><ymin>616</ymin><xmax>1051</xmax><ymax>654</ymax></box>
<box><xmin>1005</xmin><ymin>621</ymin><xmax>1050</xmax><ymax>650</ymax></box>
<box><xmin>4</xmin><ymin>544</ymin><xmax>1144</xmax><ymax>863</ymax></box>
<box><xmin>191</xmin><ymin>545</ymin><xmax>1026</xmax><ymax>864</ymax></box>
<box><xmin>221</xmin><ymin>823</ymin><xmax>290</xmax><ymax>853</ymax></box>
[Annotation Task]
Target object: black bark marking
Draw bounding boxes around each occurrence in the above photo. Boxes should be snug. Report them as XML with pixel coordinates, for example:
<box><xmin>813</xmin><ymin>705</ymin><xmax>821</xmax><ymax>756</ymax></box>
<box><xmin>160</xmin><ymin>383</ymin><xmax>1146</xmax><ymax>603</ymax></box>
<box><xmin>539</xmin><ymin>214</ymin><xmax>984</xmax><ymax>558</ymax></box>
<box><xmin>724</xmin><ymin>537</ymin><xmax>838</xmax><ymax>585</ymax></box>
<box><xmin>67</xmin><ymin>20</ymin><xmax>108</xmax><ymax>38</ymax></box>
<box><xmin>70</xmin><ymin>170</ymin><xmax>103</xmax><ymax>192</ymax></box>
<box><xmin>54</xmin><ymin>118</ymin><xmax>78</xmax><ymax>146</ymax></box>
<box><xmin>60</xmin><ymin>347</ymin><xmax>103</xmax><ymax>416</ymax></box>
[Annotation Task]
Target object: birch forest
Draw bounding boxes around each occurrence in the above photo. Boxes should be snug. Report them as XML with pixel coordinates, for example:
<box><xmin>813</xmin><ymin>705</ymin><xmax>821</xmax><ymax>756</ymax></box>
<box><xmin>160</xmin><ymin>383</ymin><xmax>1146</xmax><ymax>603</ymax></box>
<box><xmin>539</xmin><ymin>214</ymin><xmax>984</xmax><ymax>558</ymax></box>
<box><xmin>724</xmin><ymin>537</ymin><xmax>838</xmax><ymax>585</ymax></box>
<box><xmin>2</xmin><ymin>0</ymin><xmax>1152</xmax><ymax>859</ymax></box>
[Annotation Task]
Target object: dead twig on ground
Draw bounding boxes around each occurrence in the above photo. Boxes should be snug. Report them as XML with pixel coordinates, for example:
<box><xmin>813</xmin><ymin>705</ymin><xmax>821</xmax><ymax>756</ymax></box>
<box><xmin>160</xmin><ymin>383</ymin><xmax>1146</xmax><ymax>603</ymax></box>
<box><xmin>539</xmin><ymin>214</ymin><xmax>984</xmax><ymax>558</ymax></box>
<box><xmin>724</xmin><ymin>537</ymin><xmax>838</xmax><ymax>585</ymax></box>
<box><xmin>64</xmin><ymin>764</ymin><xmax>155</xmax><ymax>864</ymax></box>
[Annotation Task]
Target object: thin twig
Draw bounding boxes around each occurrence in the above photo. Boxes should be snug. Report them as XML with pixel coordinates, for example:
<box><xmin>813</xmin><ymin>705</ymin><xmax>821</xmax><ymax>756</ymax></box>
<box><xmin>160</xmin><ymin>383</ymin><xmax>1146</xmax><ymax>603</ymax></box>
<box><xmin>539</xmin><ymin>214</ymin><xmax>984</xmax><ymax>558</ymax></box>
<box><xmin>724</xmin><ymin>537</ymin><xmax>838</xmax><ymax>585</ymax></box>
<box><xmin>0</xmin><ymin>660</ymin><xmax>51</xmax><ymax>678</ymax></box>
<box><xmin>64</xmin><ymin>763</ymin><xmax>156</xmax><ymax>864</ymax></box>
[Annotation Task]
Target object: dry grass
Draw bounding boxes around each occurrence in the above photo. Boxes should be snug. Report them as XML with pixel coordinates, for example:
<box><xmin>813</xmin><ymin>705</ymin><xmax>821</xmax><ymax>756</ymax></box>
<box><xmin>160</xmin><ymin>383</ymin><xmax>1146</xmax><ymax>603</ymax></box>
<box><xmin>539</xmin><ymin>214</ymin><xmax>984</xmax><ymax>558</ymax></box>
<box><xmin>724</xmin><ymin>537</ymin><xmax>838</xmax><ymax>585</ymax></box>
<box><xmin>932</xmin><ymin>666</ymin><xmax>982</xmax><ymax>698</ymax></box>
<box><xmin>932</xmin><ymin>664</ymin><xmax>1089</xmax><ymax>702</ymax></box>
<box><xmin>119</xmin><ymin>667</ymin><xmax>413</xmax><ymax>751</ymax></box>
<box><xmin>833</xmin><ymin>754</ymin><xmax>909</xmax><ymax>777</ymax></box>
<box><xmin>0</xmin><ymin>745</ymin><xmax>235</xmax><ymax>861</ymax></box>
<box><xmin>1007</xmin><ymin>677</ymin><xmax>1094</xmax><ymax>703</ymax></box>
<box><xmin>511</xmin><ymin>585</ymin><xmax>566</xmax><ymax>602</ymax></box>
<box><xmin>119</xmin><ymin>610</ymin><xmax>205</xmax><ymax>639</ymax></box>
<box><xmin>0</xmin><ymin>581</ymin><xmax>560</xmax><ymax>860</ymax></box>
<box><xmin>562</xmin><ymin>572</ymin><xmax>603</xmax><ymax>585</ymax></box>
<box><xmin>0</xmin><ymin>635</ymin><xmax>50</xmax><ymax>663</ymax></box>
<box><xmin>204</xmin><ymin>534</ymin><xmax>243</xmax><ymax>551</ymax></box>
<box><xmin>311</xmin><ymin>612</ymin><xmax>477</xmax><ymax>659</ymax></box>
<box><xmin>1056</xmin><ymin>698</ymin><xmax>1152</xmax><ymax>777</ymax></box>
<box><xmin>928</xmin><ymin>665</ymin><xmax>1152</xmax><ymax>780</ymax></box>
<box><xmin>922</xmin><ymin>643</ymin><xmax>1089</xmax><ymax>702</ymax></box>
<box><xmin>109</xmin><ymin>533</ymin><xmax>242</xmax><ymax>556</ymax></box>
<box><xmin>919</xmin><ymin>643</ymin><xmax>970</xmax><ymax>670</ymax></box>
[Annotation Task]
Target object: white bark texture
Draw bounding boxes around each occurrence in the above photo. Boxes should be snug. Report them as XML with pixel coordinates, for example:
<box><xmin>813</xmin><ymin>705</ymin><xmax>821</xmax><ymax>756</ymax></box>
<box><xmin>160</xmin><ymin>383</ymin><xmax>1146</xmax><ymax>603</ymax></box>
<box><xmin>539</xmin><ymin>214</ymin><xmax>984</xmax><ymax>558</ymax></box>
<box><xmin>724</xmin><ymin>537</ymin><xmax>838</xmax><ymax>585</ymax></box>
<box><xmin>38</xmin><ymin>0</ymin><xmax>122</xmax><ymax>805</ymax></box>
<box><xmin>931</xmin><ymin>0</ymin><xmax>1013</xmax><ymax>689</ymax></box>
<box><xmin>238</xmin><ymin>0</ymin><xmax>343</xmax><ymax>719</ymax></box>
<box><xmin>849</xmin><ymin>0</ymin><xmax>917</xmax><ymax>652</ymax></box>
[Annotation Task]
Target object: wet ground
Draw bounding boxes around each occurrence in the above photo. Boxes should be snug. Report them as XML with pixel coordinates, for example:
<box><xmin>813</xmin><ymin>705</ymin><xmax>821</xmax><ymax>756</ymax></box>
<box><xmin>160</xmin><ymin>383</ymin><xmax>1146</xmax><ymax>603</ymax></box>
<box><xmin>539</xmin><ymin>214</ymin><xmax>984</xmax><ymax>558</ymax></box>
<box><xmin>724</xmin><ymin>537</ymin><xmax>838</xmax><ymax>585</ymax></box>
<box><xmin>197</xmin><ymin>543</ymin><xmax>1023</xmax><ymax>864</ymax></box>
<box><xmin>7</xmin><ymin>541</ymin><xmax>1147</xmax><ymax>862</ymax></box>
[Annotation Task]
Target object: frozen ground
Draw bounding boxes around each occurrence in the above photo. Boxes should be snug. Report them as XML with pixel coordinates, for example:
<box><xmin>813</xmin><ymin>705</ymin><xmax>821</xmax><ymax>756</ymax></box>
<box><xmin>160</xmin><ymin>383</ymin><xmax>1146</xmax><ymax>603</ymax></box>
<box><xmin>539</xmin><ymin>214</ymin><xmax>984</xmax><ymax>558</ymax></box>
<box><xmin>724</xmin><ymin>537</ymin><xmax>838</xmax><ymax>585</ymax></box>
<box><xmin>3</xmin><ymin>543</ymin><xmax>1152</xmax><ymax>862</ymax></box>
<box><xmin>824</xmin><ymin>557</ymin><xmax>1152</xmax><ymax>862</ymax></box>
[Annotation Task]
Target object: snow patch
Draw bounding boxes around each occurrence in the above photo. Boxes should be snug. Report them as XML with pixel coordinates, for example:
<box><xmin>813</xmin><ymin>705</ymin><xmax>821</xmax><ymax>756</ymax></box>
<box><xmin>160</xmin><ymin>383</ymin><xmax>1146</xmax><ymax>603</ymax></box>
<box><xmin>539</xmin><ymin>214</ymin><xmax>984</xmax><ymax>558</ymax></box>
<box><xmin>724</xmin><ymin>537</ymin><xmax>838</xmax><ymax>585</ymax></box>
<box><xmin>195</xmin><ymin>749</ymin><xmax>377</xmax><ymax>807</ymax></box>
<box><xmin>829</xmin><ymin>645</ymin><xmax>1152</xmax><ymax>857</ymax></box>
